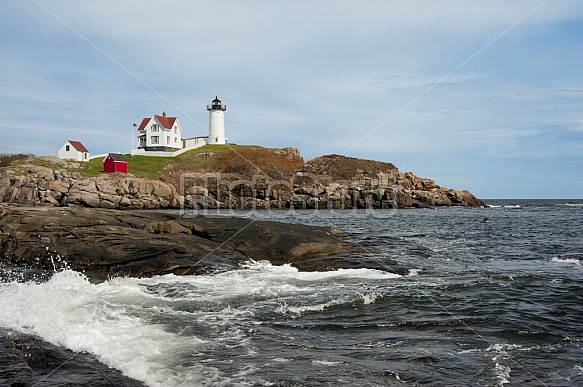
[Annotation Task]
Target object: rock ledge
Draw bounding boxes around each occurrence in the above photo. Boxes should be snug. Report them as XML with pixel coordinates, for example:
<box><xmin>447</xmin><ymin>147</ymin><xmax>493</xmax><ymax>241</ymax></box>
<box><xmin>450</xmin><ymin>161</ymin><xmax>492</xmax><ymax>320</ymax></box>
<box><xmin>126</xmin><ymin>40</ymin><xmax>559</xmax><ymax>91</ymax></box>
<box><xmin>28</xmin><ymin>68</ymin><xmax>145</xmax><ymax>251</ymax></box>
<box><xmin>0</xmin><ymin>204</ymin><xmax>360</xmax><ymax>281</ymax></box>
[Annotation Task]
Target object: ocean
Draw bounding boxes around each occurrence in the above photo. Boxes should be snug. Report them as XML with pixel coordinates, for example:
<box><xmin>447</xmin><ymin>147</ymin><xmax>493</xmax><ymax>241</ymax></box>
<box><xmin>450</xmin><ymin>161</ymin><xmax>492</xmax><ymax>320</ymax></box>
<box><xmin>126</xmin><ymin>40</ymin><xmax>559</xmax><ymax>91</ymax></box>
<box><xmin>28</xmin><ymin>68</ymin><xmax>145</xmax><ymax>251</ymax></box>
<box><xmin>1</xmin><ymin>199</ymin><xmax>582</xmax><ymax>386</ymax></box>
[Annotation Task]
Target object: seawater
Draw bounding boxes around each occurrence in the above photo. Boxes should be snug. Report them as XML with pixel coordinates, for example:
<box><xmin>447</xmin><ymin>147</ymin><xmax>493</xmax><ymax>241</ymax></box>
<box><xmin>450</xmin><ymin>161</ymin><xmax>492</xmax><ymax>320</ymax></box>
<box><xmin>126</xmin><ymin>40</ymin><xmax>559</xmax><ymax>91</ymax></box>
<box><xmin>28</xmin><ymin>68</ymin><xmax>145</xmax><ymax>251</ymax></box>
<box><xmin>1</xmin><ymin>199</ymin><xmax>582</xmax><ymax>386</ymax></box>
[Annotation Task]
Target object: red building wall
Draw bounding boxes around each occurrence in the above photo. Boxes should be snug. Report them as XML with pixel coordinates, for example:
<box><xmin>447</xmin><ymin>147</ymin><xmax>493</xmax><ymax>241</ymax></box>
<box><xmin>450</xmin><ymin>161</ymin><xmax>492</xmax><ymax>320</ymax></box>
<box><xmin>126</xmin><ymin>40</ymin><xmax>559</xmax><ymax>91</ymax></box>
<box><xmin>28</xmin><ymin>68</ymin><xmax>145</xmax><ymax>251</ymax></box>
<box><xmin>103</xmin><ymin>156</ymin><xmax>128</xmax><ymax>173</ymax></box>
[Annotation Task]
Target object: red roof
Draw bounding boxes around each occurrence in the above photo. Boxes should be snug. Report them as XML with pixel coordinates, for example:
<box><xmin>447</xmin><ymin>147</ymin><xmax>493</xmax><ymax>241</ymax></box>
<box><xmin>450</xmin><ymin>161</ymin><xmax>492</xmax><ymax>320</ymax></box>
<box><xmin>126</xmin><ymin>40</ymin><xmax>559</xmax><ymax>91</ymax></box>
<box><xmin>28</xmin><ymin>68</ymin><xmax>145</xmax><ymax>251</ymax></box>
<box><xmin>154</xmin><ymin>114</ymin><xmax>177</xmax><ymax>130</ymax></box>
<box><xmin>137</xmin><ymin>117</ymin><xmax>150</xmax><ymax>131</ymax></box>
<box><xmin>137</xmin><ymin>114</ymin><xmax>178</xmax><ymax>131</ymax></box>
<box><xmin>68</xmin><ymin>140</ymin><xmax>89</xmax><ymax>153</ymax></box>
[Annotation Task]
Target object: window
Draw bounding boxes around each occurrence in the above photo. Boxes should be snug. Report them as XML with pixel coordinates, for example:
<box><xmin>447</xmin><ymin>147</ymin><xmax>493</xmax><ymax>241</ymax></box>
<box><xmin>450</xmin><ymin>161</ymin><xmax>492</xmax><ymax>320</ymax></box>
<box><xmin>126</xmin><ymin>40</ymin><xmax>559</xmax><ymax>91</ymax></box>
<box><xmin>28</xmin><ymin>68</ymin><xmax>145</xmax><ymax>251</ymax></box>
<box><xmin>151</xmin><ymin>136</ymin><xmax>159</xmax><ymax>144</ymax></box>
<box><xmin>215</xmin><ymin>137</ymin><xmax>219</xmax><ymax>143</ymax></box>
<box><xmin>174</xmin><ymin>137</ymin><xmax>177</xmax><ymax>143</ymax></box>
<box><xmin>151</xmin><ymin>124</ymin><xmax>158</xmax><ymax>132</ymax></box>
<box><xmin>66</xmin><ymin>145</ymin><xmax>70</xmax><ymax>151</ymax></box>
<box><xmin>174</xmin><ymin>126</ymin><xmax>177</xmax><ymax>134</ymax></box>
<box><xmin>167</xmin><ymin>136</ymin><xmax>170</xmax><ymax>144</ymax></box>
<box><xmin>84</xmin><ymin>153</ymin><xmax>88</xmax><ymax>159</ymax></box>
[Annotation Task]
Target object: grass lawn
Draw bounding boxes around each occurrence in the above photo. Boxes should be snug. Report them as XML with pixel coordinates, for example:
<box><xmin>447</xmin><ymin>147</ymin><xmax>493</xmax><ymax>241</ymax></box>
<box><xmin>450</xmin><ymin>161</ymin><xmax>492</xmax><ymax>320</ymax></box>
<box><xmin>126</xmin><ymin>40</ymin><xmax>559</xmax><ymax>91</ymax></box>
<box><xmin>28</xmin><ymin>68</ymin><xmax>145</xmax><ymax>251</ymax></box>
<box><xmin>2</xmin><ymin>144</ymin><xmax>296</xmax><ymax>181</ymax></box>
<box><xmin>72</xmin><ymin>144</ymin><xmax>262</xmax><ymax>179</ymax></box>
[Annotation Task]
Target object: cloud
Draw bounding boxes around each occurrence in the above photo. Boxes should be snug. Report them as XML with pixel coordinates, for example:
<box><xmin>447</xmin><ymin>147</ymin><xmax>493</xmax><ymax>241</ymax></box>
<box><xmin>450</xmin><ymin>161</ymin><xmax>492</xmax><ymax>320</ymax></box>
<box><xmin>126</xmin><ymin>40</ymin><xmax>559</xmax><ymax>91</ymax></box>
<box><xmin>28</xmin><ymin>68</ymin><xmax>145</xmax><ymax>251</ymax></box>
<box><xmin>2</xmin><ymin>1</ymin><xmax>583</xmax><ymax>197</ymax></box>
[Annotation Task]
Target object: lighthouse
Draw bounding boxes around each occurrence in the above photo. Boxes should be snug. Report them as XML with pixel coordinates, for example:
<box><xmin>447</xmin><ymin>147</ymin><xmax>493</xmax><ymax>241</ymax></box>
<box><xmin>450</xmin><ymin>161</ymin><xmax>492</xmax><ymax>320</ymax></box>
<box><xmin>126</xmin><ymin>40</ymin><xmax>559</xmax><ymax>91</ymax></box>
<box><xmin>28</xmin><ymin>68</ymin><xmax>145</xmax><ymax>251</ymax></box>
<box><xmin>206</xmin><ymin>96</ymin><xmax>227</xmax><ymax>144</ymax></box>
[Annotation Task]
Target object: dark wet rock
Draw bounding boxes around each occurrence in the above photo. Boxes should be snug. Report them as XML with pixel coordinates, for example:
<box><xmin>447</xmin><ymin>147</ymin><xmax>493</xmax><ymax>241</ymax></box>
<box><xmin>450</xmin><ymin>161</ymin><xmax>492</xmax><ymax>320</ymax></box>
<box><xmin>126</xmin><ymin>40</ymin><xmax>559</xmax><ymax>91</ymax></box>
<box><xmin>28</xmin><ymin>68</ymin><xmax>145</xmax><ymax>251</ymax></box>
<box><xmin>0</xmin><ymin>328</ymin><xmax>145</xmax><ymax>387</ymax></box>
<box><xmin>0</xmin><ymin>203</ymin><xmax>362</xmax><ymax>281</ymax></box>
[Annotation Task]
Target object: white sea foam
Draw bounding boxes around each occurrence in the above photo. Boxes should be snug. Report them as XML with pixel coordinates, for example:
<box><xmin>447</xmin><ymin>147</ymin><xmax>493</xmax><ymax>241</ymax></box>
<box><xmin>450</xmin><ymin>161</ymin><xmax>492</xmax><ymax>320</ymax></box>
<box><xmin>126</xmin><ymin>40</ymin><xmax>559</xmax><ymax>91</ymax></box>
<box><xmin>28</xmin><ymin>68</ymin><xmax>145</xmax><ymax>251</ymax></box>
<box><xmin>408</xmin><ymin>268</ymin><xmax>422</xmax><ymax>276</ymax></box>
<box><xmin>277</xmin><ymin>290</ymin><xmax>383</xmax><ymax>315</ymax></box>
<box><xmin>458</xmin><ymin>348</ymin><xmax>480</xmax><ymax>354</ymax></box>
<box><xmin>487</xmin><ymin>343</ymin><xmax>523</xmax><ymax>353</ymax></box>
<box><xmin>312</xmin><ymin>359</ymin><xmax>342</xmax><ymax>366</ymax></box>
<box><xmin>0</xmin><ymin>270</ymin><xmax>226</xmax><ymax>386</ymax></box>
<box><xmin>493</xmin><ymin>362</ymin><xmax>511</xmax><ymax>385</ymax></box>
<box><xmin>278</xmin><ymin>296</ymin><xmax>349</xmax><ymax>315</ymax></box>
<box><xmin>239</xmin><ymin>259</ymin><xmax>401</xmax><ymax>281</ymax></box>
<box><xmin>359</xmin><ymin>291</ymin><xmax>382</xmax><ymax>305</ymax></box>
<box><xmin>486</xmin><ymin>204</ymin><xmax>521</xmax><ymax>209</ymax></box>
<box><xmin>551</xmin><ymin>257</ymin><xmax>581</xmax><ymax>266</ymax></box>
<box><xmin>486</xmin><ymin>344</ymin><xmax>516</xmax><ymax>386</ymax></box>
<box><xmin>134</xmin><ymin>260</ymin><xmax>399</xmax><ymax>307</ymax></box>
<box><xmin>0</xmin><ymin>262</ymin><xmax>401</xmax><ymax>386</ymax></box>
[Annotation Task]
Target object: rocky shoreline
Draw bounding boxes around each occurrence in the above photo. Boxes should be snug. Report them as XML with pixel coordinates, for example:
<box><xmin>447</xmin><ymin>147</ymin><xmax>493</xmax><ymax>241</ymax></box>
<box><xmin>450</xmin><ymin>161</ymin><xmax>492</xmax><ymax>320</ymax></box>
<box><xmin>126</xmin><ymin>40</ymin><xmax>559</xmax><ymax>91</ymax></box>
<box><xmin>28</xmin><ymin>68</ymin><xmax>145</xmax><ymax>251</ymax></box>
<box><xmin>0</xmin><ymin>151</ymin><xmax>484</xmax><ymax>386</ymax></box>
<box><xmin>0</xmin><ymin>202</ymin><xmax>400</xmax><ymax>386</ymax></box>
<box><xmin>0</xmin><ymin>203</ymin><xmax>397</xmax><ymax>282</ymax></box>
<box><xmin>0</xmin><ymin>156</ymin><xmax>485</xmax><ymax>210</ymax></box>
<box><xmin>0</xmin><ymin>202</ymin><xmax>383</xmax><ymax>386</ymax></box>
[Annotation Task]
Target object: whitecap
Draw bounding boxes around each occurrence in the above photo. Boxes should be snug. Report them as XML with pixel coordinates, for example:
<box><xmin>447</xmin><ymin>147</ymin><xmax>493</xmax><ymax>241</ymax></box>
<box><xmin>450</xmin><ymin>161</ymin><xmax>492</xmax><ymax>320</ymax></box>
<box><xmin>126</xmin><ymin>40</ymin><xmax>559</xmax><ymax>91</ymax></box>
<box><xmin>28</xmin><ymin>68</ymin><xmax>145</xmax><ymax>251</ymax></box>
<box><xmin>487</xmin><ymin>343</ymin><xmax>523</xmax><ymax>353</ymax></box>
<box><xmin>238</xmin><ymin>259</ymin><xmax>401</xmax><ymax>281</ymax></box>
<box><xmin>408</xmin><ymin>268</ymin><xmax>422</xmax><ymax>276</ymax></box>
<box><xmin>359</xmin><ymin>291</ymin><xmax>382</xmax><ymax>305</ymax></box>
<box><xmin>551</xmin><ymin>257</ymin><xmax>581</xmax><ymax>266</ymax></box>
<box><xmin>486</xmin><ymin>204</ymin><xmax>521</xmax><ymax>209</ymax></box>
<box><xmin>312</xmin><ymin>359</ymin><xmax>342</xmax><ymax>366</ymax></box>
<box><xmin>0</xmin><ymin>270</ymin><xmax>229</xmax><ymax>387</ymax></box>
<box><xmin>493</xmin><ymin>362</ymin><xmax>511</xmax><ymax>385</ymax></box>
<box><xmin>278</xmin><ymin>297</ymin><xmax>348</xmax><ymax>315</ymax></box>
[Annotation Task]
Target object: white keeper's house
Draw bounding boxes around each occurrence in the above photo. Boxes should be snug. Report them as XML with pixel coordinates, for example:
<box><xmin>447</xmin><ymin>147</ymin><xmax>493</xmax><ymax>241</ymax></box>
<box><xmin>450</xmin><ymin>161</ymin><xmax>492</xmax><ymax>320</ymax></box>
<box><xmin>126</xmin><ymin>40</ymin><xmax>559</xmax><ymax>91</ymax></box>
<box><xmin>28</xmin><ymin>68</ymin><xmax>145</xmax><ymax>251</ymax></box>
<box><xmin>131</xmin><ymin>96</ymin><xmax>227</xmax><ymax>157</ymax></box>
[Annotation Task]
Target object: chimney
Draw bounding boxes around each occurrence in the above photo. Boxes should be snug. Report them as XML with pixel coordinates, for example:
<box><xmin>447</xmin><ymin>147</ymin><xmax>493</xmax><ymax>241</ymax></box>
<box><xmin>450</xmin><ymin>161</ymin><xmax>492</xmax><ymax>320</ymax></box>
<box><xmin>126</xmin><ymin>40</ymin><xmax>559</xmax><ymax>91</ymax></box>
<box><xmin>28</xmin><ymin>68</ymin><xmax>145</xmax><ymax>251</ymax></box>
<box><xmin>162</xmin><ymin>111</ymin><xmax>166</xmax><ymax>117</ymax></box>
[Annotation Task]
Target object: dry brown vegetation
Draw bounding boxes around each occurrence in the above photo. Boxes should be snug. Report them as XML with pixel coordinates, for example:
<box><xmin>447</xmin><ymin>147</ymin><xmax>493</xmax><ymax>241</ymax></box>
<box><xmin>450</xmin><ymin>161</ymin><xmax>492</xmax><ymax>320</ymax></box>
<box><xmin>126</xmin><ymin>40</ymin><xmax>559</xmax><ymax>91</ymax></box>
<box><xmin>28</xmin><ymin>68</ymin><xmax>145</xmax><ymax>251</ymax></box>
<box><xmin>159</xmin><ymin>146</ymin><xmax>305</xmax><ymax>188</ymax></box>
<box><xmin>208</xmin><ymin>147</ymin><xmax>304</xmax><ymax>180</ymax></box>
<box><xmin>0</xmin><ymin>153</ymin><xmax>34</xmax><ymax>168</ymax></box>
<box><xmin>301</xmin><ymin>154</ymin><xmax>397</xmax><ymax>180</ymax></box>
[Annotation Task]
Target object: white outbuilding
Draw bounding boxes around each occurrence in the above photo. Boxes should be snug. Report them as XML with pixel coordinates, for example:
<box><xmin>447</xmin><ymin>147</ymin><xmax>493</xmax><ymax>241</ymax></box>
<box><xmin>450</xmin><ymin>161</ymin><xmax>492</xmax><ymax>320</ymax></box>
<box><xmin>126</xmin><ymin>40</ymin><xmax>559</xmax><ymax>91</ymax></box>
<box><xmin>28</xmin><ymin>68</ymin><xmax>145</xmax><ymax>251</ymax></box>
<box><xmin>58</xmin><ymin>140</ymin><xmax>89</xmax><ymax>162</ymax></box>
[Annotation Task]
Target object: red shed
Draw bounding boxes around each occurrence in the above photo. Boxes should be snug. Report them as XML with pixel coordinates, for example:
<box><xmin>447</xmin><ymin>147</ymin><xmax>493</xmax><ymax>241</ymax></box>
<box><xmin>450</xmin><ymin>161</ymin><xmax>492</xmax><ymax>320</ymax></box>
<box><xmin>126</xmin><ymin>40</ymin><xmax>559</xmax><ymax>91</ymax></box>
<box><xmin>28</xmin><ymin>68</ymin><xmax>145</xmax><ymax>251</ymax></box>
<box><xmin>103</xmin><ymin>153</ymin><xmax>128</xmax><ymax>174</ymax></box>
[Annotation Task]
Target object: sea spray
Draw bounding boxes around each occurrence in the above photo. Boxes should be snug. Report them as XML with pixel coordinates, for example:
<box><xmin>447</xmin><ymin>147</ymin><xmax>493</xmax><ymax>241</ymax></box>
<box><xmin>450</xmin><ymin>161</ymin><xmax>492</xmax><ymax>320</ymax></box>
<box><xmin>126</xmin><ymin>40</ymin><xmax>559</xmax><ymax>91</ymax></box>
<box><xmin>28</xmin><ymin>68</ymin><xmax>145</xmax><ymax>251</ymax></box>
<box><xmin>0</xmin><ymin>262</ymin><xmax>404</xmax><ymax>386</ymax></box>
<box><xmin>0</xmin><ymin>270</ymin><xmax>219</xmax><ymax>386</ymax></box>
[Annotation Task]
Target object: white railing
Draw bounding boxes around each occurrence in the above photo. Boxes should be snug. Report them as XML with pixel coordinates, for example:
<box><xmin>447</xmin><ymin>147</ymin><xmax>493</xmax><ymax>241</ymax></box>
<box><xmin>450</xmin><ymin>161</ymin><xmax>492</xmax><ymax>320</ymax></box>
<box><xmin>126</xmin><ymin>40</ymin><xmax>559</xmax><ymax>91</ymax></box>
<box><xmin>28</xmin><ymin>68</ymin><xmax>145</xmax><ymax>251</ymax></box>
<box><xmin>88</xmin><ymin>153</ymin><xmax>109</xmax><ymax>160</ymax></box>
<box><xmin>130</xmin><ymin>142</ymin><xmax>207</xmax><ymax>157</ymax></box>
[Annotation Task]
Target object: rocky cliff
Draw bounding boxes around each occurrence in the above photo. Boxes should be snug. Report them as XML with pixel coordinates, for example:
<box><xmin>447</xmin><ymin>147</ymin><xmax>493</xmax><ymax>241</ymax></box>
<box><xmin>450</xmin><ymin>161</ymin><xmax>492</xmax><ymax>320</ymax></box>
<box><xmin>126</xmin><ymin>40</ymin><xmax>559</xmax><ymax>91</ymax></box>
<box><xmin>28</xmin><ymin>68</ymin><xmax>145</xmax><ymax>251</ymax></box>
<box><xmin>0</xmin><ymin>158</ymin><xmax>179</xmax><ymax>209</ymax></box>
<box><xmin>0</xmin><ymin>153</ymin><xmax>485</xmax><ymax>209</ymax></box>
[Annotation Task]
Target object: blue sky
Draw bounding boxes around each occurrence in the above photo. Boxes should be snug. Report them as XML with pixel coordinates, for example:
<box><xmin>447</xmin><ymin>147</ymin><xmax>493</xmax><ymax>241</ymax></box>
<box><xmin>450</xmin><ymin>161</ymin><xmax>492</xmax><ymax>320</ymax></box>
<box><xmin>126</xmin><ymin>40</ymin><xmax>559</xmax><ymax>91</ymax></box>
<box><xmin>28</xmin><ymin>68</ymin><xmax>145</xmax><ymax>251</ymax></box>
<box><xmin>1</xmin><ymin>1</ymin><xmax>582</xmax><ymax>199</ymax></box>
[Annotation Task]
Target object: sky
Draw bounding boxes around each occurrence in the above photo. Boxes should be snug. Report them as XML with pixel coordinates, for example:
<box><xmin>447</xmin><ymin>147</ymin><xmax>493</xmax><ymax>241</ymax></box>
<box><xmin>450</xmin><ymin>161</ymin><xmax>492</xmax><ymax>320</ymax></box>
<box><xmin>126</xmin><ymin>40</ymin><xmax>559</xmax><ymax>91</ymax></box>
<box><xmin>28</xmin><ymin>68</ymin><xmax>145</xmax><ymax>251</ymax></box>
<box><xmin>1</xmin><ymin>1</ymin><xmax>582</xmax><ymax>199</ymax></box>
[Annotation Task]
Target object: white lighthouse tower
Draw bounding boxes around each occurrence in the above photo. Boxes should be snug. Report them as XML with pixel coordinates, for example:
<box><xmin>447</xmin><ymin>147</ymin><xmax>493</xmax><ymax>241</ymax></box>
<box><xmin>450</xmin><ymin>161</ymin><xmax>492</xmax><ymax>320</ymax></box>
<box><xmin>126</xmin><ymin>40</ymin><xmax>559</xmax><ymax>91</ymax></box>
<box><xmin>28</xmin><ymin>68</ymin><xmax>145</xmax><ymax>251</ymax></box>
<box><xmin>206</xmin><ymin>96</ymin><xmax>227</xmax><ymax>145</ymax></box>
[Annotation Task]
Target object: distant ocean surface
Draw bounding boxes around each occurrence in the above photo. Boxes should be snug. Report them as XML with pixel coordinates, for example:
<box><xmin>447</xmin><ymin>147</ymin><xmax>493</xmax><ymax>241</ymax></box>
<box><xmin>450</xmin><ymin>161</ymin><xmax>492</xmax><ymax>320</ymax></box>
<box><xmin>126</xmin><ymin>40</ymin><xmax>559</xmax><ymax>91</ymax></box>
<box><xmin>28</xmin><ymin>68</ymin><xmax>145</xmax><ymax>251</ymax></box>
<box><xmin>1</xmin><ymin>199</ymin><xmax>582</xmax><ymax>386</ymax></box>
